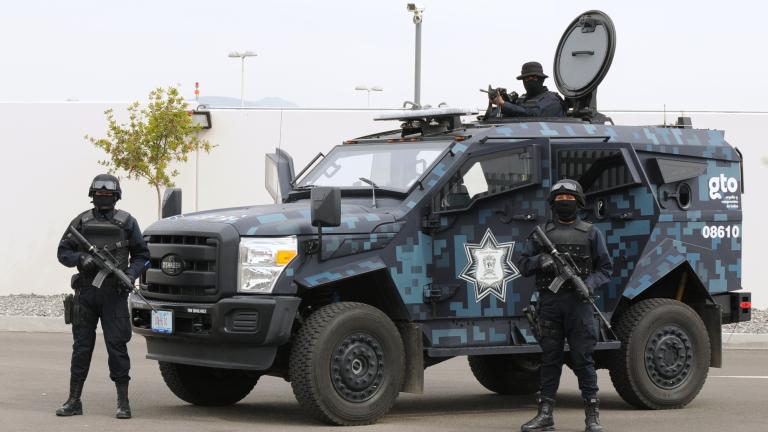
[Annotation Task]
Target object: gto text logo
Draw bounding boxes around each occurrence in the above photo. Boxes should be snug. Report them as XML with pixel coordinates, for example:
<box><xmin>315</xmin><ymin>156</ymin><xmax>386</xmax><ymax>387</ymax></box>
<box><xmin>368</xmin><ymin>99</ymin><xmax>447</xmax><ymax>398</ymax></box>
<box><xmin>708</xmin><ymin>174</ymin><xmax>738</xmax><ymax>200</ymax></box>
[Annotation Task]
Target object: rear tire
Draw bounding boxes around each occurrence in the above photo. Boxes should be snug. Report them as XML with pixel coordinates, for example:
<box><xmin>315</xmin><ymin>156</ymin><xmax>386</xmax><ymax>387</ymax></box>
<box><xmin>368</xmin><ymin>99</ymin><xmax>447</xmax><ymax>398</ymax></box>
<box><xmin>289</xmin><ymin>302</ymin><xmax>405</xmax><ymax>426</ymax></box>
<box><xmin>468</xmin><ymin>354</ymin><xmax>540</xmax><ymax>395</ymax></box>
<box><xmin>158</xmin><ymin>362</ymin><xmax>258</xmax><ymax>406</ymax></box>
<box><xmin>608</xmin><ymin>298</ymin><xmax>710</xmax><ymax>409</ymax></box>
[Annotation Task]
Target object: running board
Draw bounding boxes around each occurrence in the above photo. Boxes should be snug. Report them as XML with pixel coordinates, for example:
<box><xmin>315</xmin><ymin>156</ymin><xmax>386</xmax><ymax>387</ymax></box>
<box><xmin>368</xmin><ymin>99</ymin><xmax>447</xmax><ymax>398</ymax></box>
<box><xmin>426</xmin><ymin>340</ymin><xmax>621</xmax><ymax>358</ymax></box>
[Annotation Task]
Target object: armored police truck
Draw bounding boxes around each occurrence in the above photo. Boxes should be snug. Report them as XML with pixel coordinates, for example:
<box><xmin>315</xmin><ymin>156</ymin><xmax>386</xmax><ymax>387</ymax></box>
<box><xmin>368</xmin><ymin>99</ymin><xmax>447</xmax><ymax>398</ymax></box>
<box><xmin>130</xmin><ymin>10</ymin><xmax>751</xmax><ymax>425</ymax></box>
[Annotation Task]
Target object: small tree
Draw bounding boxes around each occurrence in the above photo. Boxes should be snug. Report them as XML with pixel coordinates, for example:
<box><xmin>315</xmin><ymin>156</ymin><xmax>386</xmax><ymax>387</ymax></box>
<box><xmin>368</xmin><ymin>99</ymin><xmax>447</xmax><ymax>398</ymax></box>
<box><xmin>88</xmin><ymin>87</ymin><xmax>214</xmax><ymax>219</ymax></box>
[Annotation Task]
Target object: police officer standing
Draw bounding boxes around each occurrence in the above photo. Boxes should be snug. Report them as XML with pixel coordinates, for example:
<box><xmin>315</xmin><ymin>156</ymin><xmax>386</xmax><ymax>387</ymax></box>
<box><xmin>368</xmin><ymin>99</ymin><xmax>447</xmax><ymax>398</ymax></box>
<box><xmin>517</xmin><ymin>179</ymin><xmax>613</xmax><ymax>432</ymax></box>
<box><xmin>56</xmin><ymin>174</ymin><xmax>149</xmax><ymax>419</ymax></box>
<box><xmin>486</xmin><ymin>61</ymin><xmax>566</xmax><ymax>119</ymax></box>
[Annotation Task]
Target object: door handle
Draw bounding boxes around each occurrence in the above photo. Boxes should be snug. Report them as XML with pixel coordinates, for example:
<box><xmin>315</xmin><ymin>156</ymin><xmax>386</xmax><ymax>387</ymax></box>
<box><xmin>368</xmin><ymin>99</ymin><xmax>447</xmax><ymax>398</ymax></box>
<box><xmin>512</xmin><ymin>212</ymin><xmax>536</xmax><ymax>222</ymax></box>
<box><xmin>494</xmin><ymin>204</ymin><xmax>536</xmax><ymax>224</ymax></box>
<box><xmin>609</xmin><ymin>211</ymin><xmax>635</xmax><ymax>221</ymax></box>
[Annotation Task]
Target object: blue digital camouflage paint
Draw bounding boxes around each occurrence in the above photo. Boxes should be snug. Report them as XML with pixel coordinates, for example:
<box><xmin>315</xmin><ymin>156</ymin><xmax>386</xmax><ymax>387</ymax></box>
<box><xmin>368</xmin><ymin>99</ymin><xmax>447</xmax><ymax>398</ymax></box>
<box><xmin>147</xmin><ymin>120</ymin><xmax>745</xmax><ymax>351</ymax></box>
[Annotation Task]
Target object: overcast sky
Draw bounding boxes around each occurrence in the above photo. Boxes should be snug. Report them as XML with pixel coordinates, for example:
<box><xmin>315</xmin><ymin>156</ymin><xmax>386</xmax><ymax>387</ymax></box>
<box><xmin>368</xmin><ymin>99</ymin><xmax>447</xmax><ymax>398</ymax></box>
<box><xmin>1</xmin><ymin>0</ymin><xmax>766</xmax><ymax>111</ymax></box>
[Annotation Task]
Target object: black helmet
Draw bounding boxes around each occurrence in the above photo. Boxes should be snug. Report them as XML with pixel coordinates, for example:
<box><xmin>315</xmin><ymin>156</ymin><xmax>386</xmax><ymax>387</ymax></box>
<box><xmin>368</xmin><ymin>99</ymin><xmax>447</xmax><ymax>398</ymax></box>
<box><xmin>516</xmin><ymin>61</ymin><xmax>548</xmax><ymax>80</ymax></box>
<box><xmin>88</xmin><ymin>174</ymin><xmax>122</xmax><ymax>199</ymax></box>
<box><xmin>548</xmin><ymin>179</ymin><xmax>585</xmax><ymax>208</ymax></box>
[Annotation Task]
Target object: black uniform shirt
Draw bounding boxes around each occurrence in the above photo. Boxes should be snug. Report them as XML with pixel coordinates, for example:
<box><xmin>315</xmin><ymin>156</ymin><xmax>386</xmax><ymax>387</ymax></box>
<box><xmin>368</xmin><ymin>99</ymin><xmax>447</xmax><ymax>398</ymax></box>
<box><xmin>486</xmin><ymin>86</ymin><xmax>566</xmax><ymax>119</ymax></box>
<box><xmin>57</xmin><ymin>208</ymin><xmax>150</xmax><ymax>280</ymax></box>
<box><xmin>518</xmin><ymin>218</ymin><xmax>613</xmax><ymax>292</ymax></box>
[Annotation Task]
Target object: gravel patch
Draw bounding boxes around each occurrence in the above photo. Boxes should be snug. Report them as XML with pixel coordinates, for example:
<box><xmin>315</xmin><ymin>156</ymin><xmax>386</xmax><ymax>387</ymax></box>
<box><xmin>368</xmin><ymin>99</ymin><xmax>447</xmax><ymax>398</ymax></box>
<box><xmin>722</xmin><ymin>308</ymin><xmax>768</xmax><ymax>334</ymax></box>
<box><xmin>1</xmin><ymin>295</ymin><xmax>766</xmax><ymax>333</ymax></box>
<box><xmin>0</xmin><ymin>294</ymin><xmax>67</xmax><ymax>317</ymax></box>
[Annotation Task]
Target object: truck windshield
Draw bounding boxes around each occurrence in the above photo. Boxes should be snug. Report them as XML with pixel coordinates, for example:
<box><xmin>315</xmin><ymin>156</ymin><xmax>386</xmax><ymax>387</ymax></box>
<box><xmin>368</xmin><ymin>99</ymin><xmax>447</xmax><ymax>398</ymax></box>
<box><xmin>297</xmin><ymin>141</ymin><xmax>450</xmax><ymax>192</ymax></box>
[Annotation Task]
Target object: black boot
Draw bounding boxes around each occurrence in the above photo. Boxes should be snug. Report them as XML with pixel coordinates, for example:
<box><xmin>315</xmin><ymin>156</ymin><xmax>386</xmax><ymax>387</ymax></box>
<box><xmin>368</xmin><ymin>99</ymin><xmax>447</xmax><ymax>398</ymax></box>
<box><xmin>521</xmin><ymin>395</ymin><xmax>555</xmax><ymax>432</ymax></box>
<box><xmin>584</xmin><ymin>397</ymin><xmax>602</xmax><ymax>432</ymax></box>
<box><xmin>55</xmin><ymin>377</ymin><xmax>84</xmax><ymax>416</ymax></box>
<box><xmin>115</xmin><ymin>381</ymin><xmax>132</xmax><ymax>419</ymax></box>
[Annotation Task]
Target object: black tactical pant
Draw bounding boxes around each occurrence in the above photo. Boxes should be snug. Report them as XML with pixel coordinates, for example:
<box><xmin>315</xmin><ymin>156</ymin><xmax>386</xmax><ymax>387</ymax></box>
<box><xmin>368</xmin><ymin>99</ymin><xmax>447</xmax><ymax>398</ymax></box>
<box><xmin>537</xmin><ymin>289</ymin><xmax>598</xmax><ymax>400</ymax></box>
<box><xmin>71</xmin><ymin>284</ymin><xmax>132</xmax><ymax>384</ymax></box>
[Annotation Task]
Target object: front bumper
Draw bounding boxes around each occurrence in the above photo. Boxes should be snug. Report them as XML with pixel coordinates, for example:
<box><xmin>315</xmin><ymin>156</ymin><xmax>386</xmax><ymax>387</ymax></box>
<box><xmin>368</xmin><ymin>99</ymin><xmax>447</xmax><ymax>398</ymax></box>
<box><xmin>129</xmin><ymin>294</ymin><xmax>300</xmax><ymax>370</ymax></box>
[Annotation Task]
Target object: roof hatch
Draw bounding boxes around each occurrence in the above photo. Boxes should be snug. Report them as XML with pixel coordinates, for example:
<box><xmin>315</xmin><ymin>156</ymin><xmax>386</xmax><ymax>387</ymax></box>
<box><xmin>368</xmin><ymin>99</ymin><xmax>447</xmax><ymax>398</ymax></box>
<box><xmin>554</xmin><ymin>10</ymin><xmax>616</xmax><ymax>123</ymax></box>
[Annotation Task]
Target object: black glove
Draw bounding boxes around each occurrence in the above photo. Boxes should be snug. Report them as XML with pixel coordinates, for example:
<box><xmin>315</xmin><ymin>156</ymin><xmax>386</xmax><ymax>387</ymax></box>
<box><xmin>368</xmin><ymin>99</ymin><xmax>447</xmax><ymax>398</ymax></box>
<box><xmin>538</xmin><ymin>253</ymin><xmax>556</xmax><ymax>275</ymax></box>
<box><xmin>574</xmin><ymin>277</ymin><xmax>593</xmax><ymax>301</ymax></box>
<box><xmin>78</xmin><ymin>254</ymin><xmax>98</xmax><ymax>273</ymax></box>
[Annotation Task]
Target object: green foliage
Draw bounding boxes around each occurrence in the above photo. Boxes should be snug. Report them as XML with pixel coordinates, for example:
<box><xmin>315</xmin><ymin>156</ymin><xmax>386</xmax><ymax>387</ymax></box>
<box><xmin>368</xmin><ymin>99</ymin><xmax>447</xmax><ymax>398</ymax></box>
<box><xmin>87</xmin><ymin>87</ymin><xmax>214</xmax><ymax>217</ymax></box>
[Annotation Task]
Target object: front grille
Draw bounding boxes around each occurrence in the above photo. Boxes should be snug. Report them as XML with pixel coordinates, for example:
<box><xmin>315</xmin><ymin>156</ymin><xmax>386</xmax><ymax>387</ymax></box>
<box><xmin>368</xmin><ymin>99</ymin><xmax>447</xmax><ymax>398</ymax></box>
<box><xmin>145</xmin><ymin>284</ymin><xmax>217</xmax><ymax>297</ymax></box>
<box><xmin>141</xmin><ymin>234</ymin><xmax>219</xmax><ymax>301</ymax></box>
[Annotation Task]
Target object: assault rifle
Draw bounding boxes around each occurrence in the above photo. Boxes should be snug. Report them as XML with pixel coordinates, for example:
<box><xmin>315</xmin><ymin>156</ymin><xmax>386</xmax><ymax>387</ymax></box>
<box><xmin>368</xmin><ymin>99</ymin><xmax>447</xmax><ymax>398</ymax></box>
<box><xmin>479</xmin><ymin>85</ymin><xmax>517</xmax><ymax>103</ymax></box>
<box><xmin>67</xmin><ymin>225</ymin><xmax>154</xmax><ymax>310</ymax></box>
<box><xmin>531</xmin><ymin>225</ymin><xmax>614</xmax><ymax>337</ymax></box>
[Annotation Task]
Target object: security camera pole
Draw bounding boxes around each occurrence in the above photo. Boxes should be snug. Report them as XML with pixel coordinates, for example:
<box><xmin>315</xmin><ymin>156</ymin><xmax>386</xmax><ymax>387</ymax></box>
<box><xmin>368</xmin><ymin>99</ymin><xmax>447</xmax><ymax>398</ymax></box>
<box><xmin>407</xmin><ymin>4</ymin><xmax>424</xmax><ymax>107</ymax></box>
<box><xmin>228</xmin><ymin>51</ymin><xmax>258</xmax><ymax>107</ymax></box>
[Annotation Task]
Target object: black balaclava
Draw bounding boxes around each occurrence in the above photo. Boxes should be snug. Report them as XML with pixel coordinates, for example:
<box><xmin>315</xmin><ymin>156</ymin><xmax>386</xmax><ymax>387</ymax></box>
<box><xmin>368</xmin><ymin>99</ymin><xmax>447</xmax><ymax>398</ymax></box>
<box><xmin>523</xmin><ymin>77</ymin><xmax>545</xmax><ymax>97</ymax></box>
<box><xmin>88</xmin><ymin>173</ymin><xmax>121</xmax><ymax>213</ymax></box>
<box><xmin>93</xmin><ymin>194</ymin><xmax>118</xmax><ymax>212</ymax></box>
<box><xmin>552</xmin><ymin>196</ymin><xmax>578</xmax><ymax>222</ymax></box>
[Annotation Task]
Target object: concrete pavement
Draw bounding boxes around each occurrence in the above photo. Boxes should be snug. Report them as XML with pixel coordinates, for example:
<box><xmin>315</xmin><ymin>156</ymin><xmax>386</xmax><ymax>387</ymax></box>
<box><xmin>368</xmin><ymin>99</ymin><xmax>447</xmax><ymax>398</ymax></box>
<box><xmin>4</xmin><ymin>316</ymin><xmax>767</xmax><ymax>348</ymax></box>
<box><xmin>1</xmin><ymin>332</ymin><xmax>767</xmax><ymax>432</ymax></box>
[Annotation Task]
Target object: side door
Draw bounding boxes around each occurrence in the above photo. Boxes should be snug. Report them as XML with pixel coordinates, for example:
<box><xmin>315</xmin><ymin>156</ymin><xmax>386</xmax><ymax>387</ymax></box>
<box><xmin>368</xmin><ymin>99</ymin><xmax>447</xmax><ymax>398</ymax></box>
<box><xmin>549</xmin><ymin>141</ymin><xmax>648</xmax><ymax>314</ymax></box>
<box><xmin>424</xmin><ymin>139</ymin><xmax>548</xmax><ymax>348</ymax></box>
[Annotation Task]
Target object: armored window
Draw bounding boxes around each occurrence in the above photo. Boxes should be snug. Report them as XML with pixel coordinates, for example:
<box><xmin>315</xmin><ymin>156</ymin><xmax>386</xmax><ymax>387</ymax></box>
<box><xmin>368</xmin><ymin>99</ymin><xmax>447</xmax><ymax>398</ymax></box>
<box><xmin>556</xmin><ymin>149</ymin><xmax>638</xmax><ymax>195</ymax></box>
<box><xmin>298</xmin><ymin>142</ymin><xmax>450</xmax><ymax>193</ymax></box>
<box><xmin>435</xmin><ymin>146</ymin><xmax>535</xmax><ymax>212</ymax></box>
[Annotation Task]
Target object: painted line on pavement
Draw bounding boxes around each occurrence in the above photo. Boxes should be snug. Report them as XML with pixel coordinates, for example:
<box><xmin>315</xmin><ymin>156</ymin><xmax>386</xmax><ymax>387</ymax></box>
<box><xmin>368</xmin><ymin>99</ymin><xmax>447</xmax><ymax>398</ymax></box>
<box><xmin>710</xmin><ymin>376</ymin><xmax>768</xmax><ymax>379</ymax></box>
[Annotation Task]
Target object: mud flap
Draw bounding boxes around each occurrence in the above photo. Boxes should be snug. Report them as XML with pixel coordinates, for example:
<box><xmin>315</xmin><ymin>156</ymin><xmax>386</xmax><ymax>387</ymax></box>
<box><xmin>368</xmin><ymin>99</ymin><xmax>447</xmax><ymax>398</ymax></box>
<box><xmin>698</xmin><ymin>303</ymin><xmax>722</xmax><ymax>368</ymax></box>
<box><xmin>397</xmin><ymin>322</ymin><xmax>424</xmax><ymax>394</ymax></box>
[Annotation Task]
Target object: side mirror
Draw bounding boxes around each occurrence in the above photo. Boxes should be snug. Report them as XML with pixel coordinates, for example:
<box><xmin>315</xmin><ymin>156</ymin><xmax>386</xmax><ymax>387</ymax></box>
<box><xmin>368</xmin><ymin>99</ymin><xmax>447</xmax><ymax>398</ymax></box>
<box><xmin>162</xmin><ymin>188</ymin><xmax>182</xmax><ymax>218</ymax></box>
<box><xmin>311</xmin><ymin>187</ymin><xmax>341</xmax><ymax>227</ymax></box>
<box><xmin>265</xmin><ymin>148</ymin><xmax>295</xmax><ymax>203</ymax></box>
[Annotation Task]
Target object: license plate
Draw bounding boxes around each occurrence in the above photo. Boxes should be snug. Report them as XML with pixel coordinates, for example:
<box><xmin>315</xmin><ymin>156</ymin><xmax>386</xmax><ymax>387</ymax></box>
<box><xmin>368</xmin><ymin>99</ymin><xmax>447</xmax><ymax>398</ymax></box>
<box><xmin>151</xmin><ymin>310</ymin><xmax>174</xmax><ymax>334</ymax></box>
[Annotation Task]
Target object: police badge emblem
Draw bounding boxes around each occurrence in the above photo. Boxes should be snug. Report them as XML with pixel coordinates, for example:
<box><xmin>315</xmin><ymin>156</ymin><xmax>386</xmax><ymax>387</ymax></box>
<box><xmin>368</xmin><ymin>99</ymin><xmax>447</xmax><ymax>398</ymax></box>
<box><xmin>458</xmin><ymin>228</ymin><xmax>520</xmax><ymax>302</ymax></box>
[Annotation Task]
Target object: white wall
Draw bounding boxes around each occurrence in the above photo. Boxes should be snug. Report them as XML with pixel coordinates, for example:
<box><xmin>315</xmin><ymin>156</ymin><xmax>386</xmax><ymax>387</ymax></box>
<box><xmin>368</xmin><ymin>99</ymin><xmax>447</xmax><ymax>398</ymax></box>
<box><xmin>0</xmin><ymin>104</ymin><xmax>764</xmax><ymax>307</ymax></box>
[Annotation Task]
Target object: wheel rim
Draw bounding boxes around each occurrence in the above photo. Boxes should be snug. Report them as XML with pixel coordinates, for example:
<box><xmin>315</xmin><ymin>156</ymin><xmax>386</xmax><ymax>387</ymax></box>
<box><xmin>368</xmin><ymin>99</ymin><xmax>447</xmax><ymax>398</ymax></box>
<box><xmin>330</xmin><ymin>332</ymin><xmax>385</xmax><ymax>402</ymax></box>
<box><xmin>644</xmin><ymin>324</ymin><xmax>694</xmax><ymax>390</ymax></box>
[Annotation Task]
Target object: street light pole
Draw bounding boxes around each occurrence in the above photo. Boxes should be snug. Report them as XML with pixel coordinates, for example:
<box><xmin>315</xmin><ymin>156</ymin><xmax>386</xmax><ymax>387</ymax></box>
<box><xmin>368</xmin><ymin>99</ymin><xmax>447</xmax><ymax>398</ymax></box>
<box><xmin>240</xmin><ymin>56</ymin><xmax>245</xmax><ymax>106</ymax></box>
<box><xmin>228</xmin><ymin>51</ymin><xmax>258</xmax><ymax>107</ymax></box>
<box><xmin>407</xmin><ymin>4</ymin><xmax>424</xmax><ymax>107</ymax></box>
<box><xmin>355</xmin><ymin>85</ymin><xmax>384</xmax><ymax>108</ymax></box>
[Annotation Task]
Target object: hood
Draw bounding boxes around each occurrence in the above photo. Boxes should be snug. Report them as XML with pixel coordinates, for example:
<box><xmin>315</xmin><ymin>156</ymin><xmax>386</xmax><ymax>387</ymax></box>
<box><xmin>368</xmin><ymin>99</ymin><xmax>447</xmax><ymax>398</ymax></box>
<box><xmin>149</xmin><ymin>202</ymin><xmax>397</xmax><ymax>236</ymax></box>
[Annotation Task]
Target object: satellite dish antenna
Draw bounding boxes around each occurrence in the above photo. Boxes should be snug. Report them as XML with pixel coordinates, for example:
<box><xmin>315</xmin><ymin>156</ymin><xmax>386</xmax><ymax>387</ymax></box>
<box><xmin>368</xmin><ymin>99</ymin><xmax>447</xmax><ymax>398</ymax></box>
<box><xmin>553</xmin><ymin>10</ymin><xmax>616</xmax><ymax>123</ymax></box>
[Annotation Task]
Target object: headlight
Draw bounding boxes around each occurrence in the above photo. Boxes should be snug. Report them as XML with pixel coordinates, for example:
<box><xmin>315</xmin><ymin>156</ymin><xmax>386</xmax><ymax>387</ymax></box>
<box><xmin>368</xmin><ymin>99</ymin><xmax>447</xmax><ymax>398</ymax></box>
<box><xmin>237</xmin><ymin>236</ymin><xmax>298</xmax><ymax>293</ymax></box>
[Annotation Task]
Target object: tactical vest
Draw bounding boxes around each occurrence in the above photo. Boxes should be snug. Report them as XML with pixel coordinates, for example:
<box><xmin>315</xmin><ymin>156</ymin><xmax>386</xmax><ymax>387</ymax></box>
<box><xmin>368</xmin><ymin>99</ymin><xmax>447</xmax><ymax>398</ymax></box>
<box><xmin>520</xmin><ymin>91</ymin><xmax>567</xmax><ymax>116</ymax></box>
<box><xmin>519</xmin><ymin>91</ymin><xmax>549</xmax><ymax>107</ymax></box>
<box><xmin>535</xmin><ymin>219</ymin><xmax>593</xmax><ymax>291</ymax></box>
<box><xmin>78</xmin><ymin>209</ymin><xmax>131</xmax><ymax>275</ymax></box>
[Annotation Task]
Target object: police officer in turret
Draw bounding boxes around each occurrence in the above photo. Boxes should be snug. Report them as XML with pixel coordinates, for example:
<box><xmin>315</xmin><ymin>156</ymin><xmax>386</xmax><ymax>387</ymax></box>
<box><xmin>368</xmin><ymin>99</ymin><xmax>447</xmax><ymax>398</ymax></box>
<box><xmin>517</xmin><ymin>179</ymin><xmax>612</xmax><ymax>432</ymax></box>
<box><xmin>486</xmin><ymin>61</ymin><xmax>566</xmax><ymax>119</ymax></box>
<box><xmin>55</xmin><ymin>174</ymin><xmax>149</xmax><ymax>419</ymax></box>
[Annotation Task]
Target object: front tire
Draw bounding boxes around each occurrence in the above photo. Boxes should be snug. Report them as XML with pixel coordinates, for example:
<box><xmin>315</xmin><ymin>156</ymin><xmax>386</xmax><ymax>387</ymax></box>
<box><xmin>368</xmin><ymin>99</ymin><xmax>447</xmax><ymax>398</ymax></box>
<box><xmin>158</xmin><ymin>362</ymin><xmax>258</xmax><ymax>406</ymax></box>
<box><xmin>468</xmin><ymin>354</ymin><xmax>540</xmax><ymax>395</ymax></box>
<box><xmin>608</xmin><ymin>298</ymin><xmax>710</xmax><ymax>409</ymax></box>
<box><xmin>289</xmin><ymin>302</ymin><xmax>405</xmax><ymax>426</ymax></box>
